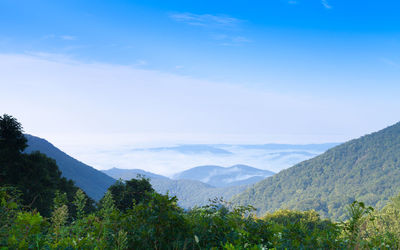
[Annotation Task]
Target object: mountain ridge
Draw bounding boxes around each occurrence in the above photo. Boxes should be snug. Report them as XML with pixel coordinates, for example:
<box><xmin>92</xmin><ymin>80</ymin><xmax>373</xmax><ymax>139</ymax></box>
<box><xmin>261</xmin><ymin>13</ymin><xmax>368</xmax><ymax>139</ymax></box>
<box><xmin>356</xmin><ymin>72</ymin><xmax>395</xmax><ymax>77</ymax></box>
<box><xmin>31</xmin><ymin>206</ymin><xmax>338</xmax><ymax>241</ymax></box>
<box><xmin>173</xmin><ymin>164</ymin><xmax>275</xmax><ymax>188</ymax></box>
<box><xmin>101</xmin><ymin>167</ymin><xmax>250</xmax><ymax>208</ymax></box>
<box><xmin>231</xmin><ymin>122</ymin><xmax>400</xmax><ymax>220</ymax></box>
<box><xmin>24</xmin><ymin>134</ymin><xmax>116</xmax><ymax>200</ymax></box>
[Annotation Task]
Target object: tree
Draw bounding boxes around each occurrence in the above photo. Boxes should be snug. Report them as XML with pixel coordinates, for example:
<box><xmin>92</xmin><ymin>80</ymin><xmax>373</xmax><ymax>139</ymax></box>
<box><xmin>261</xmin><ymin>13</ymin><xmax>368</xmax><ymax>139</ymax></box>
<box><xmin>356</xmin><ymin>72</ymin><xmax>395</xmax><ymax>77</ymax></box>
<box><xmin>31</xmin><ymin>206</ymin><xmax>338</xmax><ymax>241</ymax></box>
<box><xmin>0</xmin><ymin>114</ymin><xmax>27</xmax><ymax>184</ymax></box>
<box><xmin>105</xmin><ymin>177</ymin><xmax>154</xmax><ymax>211</ymax></box>
<box><xmin>0</xmin><ymin>114</ymin><xmax>27</xmax><ymax>156</ymax></box>
<box><xmin>0</xmin><ymin>114</ymin><xmax>94</xmax><ymax>217</ymax></box>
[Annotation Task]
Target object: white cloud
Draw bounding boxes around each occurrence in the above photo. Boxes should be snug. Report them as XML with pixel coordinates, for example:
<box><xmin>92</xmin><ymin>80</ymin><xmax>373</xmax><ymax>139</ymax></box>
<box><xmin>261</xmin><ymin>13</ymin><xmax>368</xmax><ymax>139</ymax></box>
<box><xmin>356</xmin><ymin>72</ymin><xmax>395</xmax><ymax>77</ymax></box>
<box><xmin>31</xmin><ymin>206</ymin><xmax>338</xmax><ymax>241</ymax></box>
<box><xmin>170</xmin><ymin>13</ymin><xmax>250</xmax><ymax>45</ymax></box>
<box><xmin>134</xmin><ymin>59</ymin><xmax>148</xmax><ymax>66</ymax></box>
<box><xmin>381</xmin><ymin>58</ymin><xmax>400</xmax><ymax>69</ymax></box>
<box><xmin>62</xmin><ymin>144</ymin><xmax>325</xmax><ymax>176</ymax></box>
<box><xmin>43</xmin><ymin>34</ymin><xmax>77</xmax><ymax>41</ymax></box>
<box><xmin>321</xmin><ymin>0</ymin><xmax>332</xmax><ymax>9</ymax></box>
<box><xmin>212</xmin><ymin>34</ymin><xmax>251</xmax><ymax>46</ymax></box>
<box><xmin>169</xmin><ymin>12</ymin><xmax>241</xmax><ymax>28</ymax></box>
<box><xmin>1</xmin><ymin>52</ymin><xmax>398</xmax><ymax>174</ymax></box>
<box><xmin>60</xmin><ymin>35</ymin><xmax>76</xmax><ymax>41</ymax></box>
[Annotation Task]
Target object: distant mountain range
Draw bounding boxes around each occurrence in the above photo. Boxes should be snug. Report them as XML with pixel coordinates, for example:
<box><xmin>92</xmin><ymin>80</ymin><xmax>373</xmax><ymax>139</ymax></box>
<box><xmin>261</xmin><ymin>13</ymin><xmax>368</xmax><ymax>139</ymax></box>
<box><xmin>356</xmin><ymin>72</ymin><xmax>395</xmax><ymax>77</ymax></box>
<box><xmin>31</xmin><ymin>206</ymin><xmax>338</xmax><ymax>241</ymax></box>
<box><xmin>101</xmin><ymin>165</ymin><xmax>271</xmax><ymax>208</ymax></box>
<box><xmin>151</xmin><ymin>179</ymin><xmax>249</xmax><ymax>208</ymax></box>
<box><xmin>24</xmin><ymin>134</ymin><xmax>349</xmax><ymax>213</ymax></box>
<box><xmin>172</xmin><ymin>165</ymin><xmax>274</xmax><ymax>188</ymax></box>
<box><xmin>24</xmin><ymin>135</ymin><xmax>115</xmax><ymax>200</ymax></box>
<box><xmin>88</xmin><ymin>143</ymin><xmax>338</xmax><ymax>175</ymax></box>
<box><xmin>22</xmin><ymin>134</ymin><xmax>278</xmax><ymax>207</ymax></box>
<box><xmin>102</xmin><ymin>167</ymin><xmax>168</xmax><ymax>181</ymax></box>
<box><xmin>20</xmin><ymin>122</ymin><xmax>400</xmax><ymax>220</ymax></box>
<box><xmin>232</xmin><ymin>122</ymin><xmax>400</xmax><ymax>220</ymax></box>
<box><xmin>233</xmin><ymin>143</ymin><xmax>338</xmax><ymax>151</ymax></box>
<box><xmin>134</xmin><ymin>145</ymin><xmax>233</xmax><ymax>155</ymax></box>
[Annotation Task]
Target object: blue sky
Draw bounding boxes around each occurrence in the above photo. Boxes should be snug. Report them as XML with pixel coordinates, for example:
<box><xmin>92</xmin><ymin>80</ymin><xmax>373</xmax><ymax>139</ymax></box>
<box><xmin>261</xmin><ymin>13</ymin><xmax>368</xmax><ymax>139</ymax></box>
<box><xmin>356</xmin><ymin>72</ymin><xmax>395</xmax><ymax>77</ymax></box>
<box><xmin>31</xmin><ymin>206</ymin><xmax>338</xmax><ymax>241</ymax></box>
<box><xmin>1</xmin><ymin>0</ymin><xmax>400</xmax><ymax>153</ymax></box>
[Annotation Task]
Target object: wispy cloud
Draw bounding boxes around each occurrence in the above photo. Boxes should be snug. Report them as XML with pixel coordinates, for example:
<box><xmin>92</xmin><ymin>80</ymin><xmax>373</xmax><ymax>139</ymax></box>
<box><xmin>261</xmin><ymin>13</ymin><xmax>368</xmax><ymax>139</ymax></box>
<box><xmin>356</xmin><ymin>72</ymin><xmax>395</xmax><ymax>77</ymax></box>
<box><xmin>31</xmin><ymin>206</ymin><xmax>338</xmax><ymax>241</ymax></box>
<box><xmin>170</xmin><ymin>12</ymin><xmax>250</xmax><ymax>45</ymax></box>
<box><xmin>381</xmin><ymin>58</ymin><xmax>400</xmax><ymax>69</ymax></box>
<box><xmin>43</xmin><ymin>34</ymin><xmax>77</xmax><ymax>41</ymax></box>
<box><xmin>60</xmin><ymin>35</ymin><xmax>76</xmax><ymax>41</ymax></box>
<box><xmin>169</xmin><ymin>12</ymin><xmax>241</xmax><ymax>28</ymax></box>
<box><xmin>212</xmin><ymin>34</ymin><xmax>251</xmax><ymax>46</ymax></box>
<box><xmin>321</xmin><ymin>0</ymin><xmax>332</xmax><ymax>9</ymax></box>
<box><xmin>134</xmin><ymin>59</ymin><xmax>148</xmax><ymax>66</ymax></box>
<box><xmin>288</xmin><ymin>0</ymin><xmax>298</xmax><ymax>4</ymax></box>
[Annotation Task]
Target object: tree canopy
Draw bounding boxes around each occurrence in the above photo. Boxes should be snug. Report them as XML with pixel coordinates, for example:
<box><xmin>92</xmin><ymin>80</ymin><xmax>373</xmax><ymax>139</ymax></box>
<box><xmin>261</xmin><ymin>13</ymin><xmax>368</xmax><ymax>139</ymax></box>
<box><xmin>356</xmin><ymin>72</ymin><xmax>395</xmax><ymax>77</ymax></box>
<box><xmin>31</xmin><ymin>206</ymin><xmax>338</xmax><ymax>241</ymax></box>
<box><xmin>0</xmin><ymin>114</ymin><xmax>94</xmax><ymax>217</ymax></box>
<box><xmin>105</xmin><ymin>176</ymin><xmax>154</xmax><ymax>211</ymax></box>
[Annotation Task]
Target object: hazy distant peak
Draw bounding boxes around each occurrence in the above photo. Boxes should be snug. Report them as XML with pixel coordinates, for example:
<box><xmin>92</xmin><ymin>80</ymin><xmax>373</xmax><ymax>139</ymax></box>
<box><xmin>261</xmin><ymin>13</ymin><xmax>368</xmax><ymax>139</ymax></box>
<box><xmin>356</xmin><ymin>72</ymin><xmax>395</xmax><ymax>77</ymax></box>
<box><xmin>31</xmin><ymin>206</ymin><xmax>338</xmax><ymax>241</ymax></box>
<box><xmin>173</xmin><ymin>164</ymin><xmax>274</xmax><ymax>188</ymax></box>
<box><xmin>102</xmin><ymin>168</ymin><xmax>169</xmax><ymax>181</ymax></box>
<box><xmin>133</xmin><ymin>145</ymin><xmax>232</xmax><ymax>155</ymax></box>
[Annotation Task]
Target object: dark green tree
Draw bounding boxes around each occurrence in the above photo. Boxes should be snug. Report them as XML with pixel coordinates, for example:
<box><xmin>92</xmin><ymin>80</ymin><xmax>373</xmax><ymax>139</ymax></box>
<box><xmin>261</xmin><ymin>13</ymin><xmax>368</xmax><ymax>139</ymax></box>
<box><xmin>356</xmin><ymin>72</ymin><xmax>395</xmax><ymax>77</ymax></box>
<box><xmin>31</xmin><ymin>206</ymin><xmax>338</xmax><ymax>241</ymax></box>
<box><xmin>0</xmin><ymin>114</ymin><xmax>94</xmax><ymax>217</ymax></box>
<box><xmin>105</xmin><ymin>177</ymin><xmax>154</xmax><ymax>211</ymax></box>
<box><xmin>0</xmin><ymin>114</ymin><xmax>27</xmax><ymax>184</ymax></box>
<box><xmin>0</xmin><ymin>114</ymin><xmax>27</xmax><ymax>155</ymax></box>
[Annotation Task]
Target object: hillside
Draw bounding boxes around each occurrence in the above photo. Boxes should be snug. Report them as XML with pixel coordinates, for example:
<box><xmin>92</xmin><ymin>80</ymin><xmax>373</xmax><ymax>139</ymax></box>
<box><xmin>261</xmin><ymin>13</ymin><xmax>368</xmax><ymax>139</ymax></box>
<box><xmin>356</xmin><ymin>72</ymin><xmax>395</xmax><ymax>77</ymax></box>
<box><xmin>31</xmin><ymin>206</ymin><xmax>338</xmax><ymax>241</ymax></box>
<box><xmin>232</xmin><ymin>122</ymin><xmax>400</xmax><ymax>220</ymax></box>
<box><xmin>101</xmin><ymin>167</ymin><xmax>249</xmax><ymax>208</ymax></box>
<box><xmin>102</xmin><ymin>167</ymin><xmax>168</xmax><ymax>181</ymax></box>
<box><xmin>24</xmin><ymin>134</ymin><xmax>116</xmax><ymax>200</ymax></box>
<box><xmin>173</xmin><ymin>164</ymin><xmax>274</xmax><ymax>187</ymax></box>
<box><xmin>151</xmin><ymin>178</ymin><xmax>249</xmax><ymax>208</ymax></box>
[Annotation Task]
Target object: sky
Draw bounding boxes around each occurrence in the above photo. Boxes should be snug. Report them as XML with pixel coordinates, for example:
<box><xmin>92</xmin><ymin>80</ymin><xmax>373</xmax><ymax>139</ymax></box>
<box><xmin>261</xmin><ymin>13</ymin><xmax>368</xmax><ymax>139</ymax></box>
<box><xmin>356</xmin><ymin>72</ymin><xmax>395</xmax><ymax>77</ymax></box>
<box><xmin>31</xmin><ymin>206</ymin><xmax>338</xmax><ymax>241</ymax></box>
<box><xmin>1</xmin><ymin>0</ymin><xmax>400</xmax><ymax>172</ymax></box>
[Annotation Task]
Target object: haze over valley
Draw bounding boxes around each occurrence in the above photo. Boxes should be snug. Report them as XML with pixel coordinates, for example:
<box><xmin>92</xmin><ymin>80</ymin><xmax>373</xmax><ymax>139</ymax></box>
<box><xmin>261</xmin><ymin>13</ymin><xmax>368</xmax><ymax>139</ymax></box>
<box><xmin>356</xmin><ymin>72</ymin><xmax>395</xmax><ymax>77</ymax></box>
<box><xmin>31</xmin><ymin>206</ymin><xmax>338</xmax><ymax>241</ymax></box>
<box><xmin>69</xmin><ymin>142</ymin><xmax>337</xmax><ymax>176</ymax></box>
<box><xmin>2</xmin><ymin>1</ymin><xmax>400</xmax><ymax>248</ymax></box>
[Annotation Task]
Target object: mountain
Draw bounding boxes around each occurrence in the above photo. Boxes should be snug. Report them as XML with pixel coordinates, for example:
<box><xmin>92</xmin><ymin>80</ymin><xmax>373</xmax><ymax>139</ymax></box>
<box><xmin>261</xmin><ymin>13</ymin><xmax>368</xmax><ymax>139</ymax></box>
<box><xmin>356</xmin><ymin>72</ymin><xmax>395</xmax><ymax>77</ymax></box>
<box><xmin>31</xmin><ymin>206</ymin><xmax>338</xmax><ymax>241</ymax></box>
<box><xmin>173</xmin><ymin>165</ymin><xmax>275</xmax><ymax>188</ymax></box>
<box><xmin>151</xmin><ymin>178</ymin><xmax>249</xmax><ymax>208</ymax></box>
<box><xmin>102</xmin><ymin>167</ymin><xmax>168</xmax><ymax>181</ymax></box>
<box><xmin>232</xmin><ymin>122</ymin><xmax>400</xmax><ymax>220</ymax></box>
<box><xmin>101</xmin><ymin>167</ymin><xmax>249</xmax><ymax>208</ymax></box>
<box><xmin>95</xmin><ymin>143</ymin><xmax>338</xmax><ymax>175</ymax></box>
<box><xmin>134</xmin><ymin>144</ymin><xmax>232</xmax><ymax>155</ymax></box>
<box><xmin>235</xmin><ymin>143</ymin><xmax>338</xmax><ymax>151</ymax></box>
<box><xmin>24</xmin><ymin>134</ymin><xmax>116</xmax><ymax>201</ymax></box>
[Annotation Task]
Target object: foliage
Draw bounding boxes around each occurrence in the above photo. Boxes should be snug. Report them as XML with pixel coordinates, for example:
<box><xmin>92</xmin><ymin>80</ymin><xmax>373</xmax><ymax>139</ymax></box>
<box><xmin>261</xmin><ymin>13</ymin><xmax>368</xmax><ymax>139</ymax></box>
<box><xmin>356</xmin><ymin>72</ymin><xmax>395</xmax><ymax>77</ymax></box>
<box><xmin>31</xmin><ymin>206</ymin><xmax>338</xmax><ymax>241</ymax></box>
<box><xmin>232</xmin><ymin>121</ymin><xmax>400</xmax><ymax>220</ymax></box>
<box><xmin>2</xmin><ymin>181</ymin><xmax>400</xmax><ymax>248</ymax></box>
<box><xmin>0</xmin><ymin>114</ymin><xmax>94</xmax><ymax>217</ymax></box>
<box><xmin>24</xmin><ymin>134</ymin><xmax>116</xmax><ymax>201</ymax></box>
<box><xmin>104</xmin><ymin>177</ymin><xmax>154</xmax><ymax>212</ymax></box>
<box><xmin>151</xmin><ymin>178</ymin><xmax>249</xmax><ymax>209</ymax></box>
<box><xmin>103</xmin><ymin>167</ymin><xmax>258</xmax><ymax>210</ymax></box>
<box><xmin>0</xmin><ymin>187</ymin><xmax>21</xmax><ymax>247</ymax></box>
<box><xmin>187</xmin><ymin>198</ymin><xmax>273</xmax><ymax>249</ymax></box>
<box><xmin>0</xmin><ymin>114</ymin><xmax>27</xmax><ymax>160</ymax></box>
<box><xmin>2</xmin><ymin>114</ymin><xmax>400</xmax><ymax>249</ymax></box>
<box><xmin>263</xmin><ymin>209</ymin><xmax>340</xmax><ymax>248</ymax></box>
<box><xmin>122</xmin><ymin>192</ymin><xmax>188</xmax><ymax>249</ymax></box>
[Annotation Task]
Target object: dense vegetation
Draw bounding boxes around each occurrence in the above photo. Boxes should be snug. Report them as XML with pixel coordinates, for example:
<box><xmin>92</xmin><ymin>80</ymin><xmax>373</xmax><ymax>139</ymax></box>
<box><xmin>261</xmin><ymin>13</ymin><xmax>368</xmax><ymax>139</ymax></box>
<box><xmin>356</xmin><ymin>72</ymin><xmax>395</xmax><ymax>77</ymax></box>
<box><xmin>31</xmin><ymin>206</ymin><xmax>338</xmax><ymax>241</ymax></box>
<box><xmin>2</xmin><ymin>176</ymin><xmax>400</xmax><ymax>248</ymax></box>
<box><xmin>103</xmin><ymin>168</ymin><xmax>249</xmax><ymax>208</ymax></box>
<box><xmin>151</xmin><ymin>178</ymin><xmax>249</xmax><ymax>208</ymax></box>
<box><xmin>232</xmin><ymin>122</ymin><xmax>400</xmax><ymax>220</ymax></box>
<box><xmin>2</xmin><ymin>114</ymin><xmax>400</xmax><ymax>248</ymax></box>
<box><xmin>0</xmin><ymin>115</ymin><xmax>95</xmax><ymax>217</ymax></box>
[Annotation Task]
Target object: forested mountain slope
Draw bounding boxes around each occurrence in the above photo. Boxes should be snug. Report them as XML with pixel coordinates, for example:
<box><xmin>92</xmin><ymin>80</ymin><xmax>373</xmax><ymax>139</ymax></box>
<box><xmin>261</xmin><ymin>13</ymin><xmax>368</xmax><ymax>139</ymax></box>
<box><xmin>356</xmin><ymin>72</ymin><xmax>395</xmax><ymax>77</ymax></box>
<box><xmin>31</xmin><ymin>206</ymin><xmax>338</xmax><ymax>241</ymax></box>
<box><xmin>232</xmin><ymin>122</ymin><xmax>400</xmax><ymax>220</ymax></box>
<box><xmin>102</xmin><ymin>167</ymin><xmax>249</xmax><ymax>208</ymax></box>
<box><xmin>25</xmin><ymin>134</ymin><xmax>116</xmax><ymax>200</ymax></box>
<box><xmin>151</xmin><ymin>178</ymin><xmax>249</xmax><ymax>208</ymax></box>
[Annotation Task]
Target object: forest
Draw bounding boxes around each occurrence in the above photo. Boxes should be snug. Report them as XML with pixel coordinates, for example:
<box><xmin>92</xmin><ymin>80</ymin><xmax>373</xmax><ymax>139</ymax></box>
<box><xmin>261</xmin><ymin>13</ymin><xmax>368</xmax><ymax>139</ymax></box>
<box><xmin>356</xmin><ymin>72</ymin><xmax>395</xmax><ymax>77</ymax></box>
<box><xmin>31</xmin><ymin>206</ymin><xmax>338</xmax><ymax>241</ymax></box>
<box><xmin>1</xmin><ymin>114</ymin><xmax>400</xmax><ymax>249</ymax></box>
<box><xmin>233</xmin><ymin>121</ymin><xmax>400</xmax><ymax>220</ymax></box>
